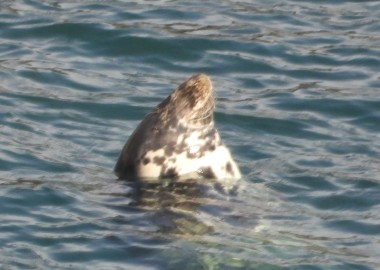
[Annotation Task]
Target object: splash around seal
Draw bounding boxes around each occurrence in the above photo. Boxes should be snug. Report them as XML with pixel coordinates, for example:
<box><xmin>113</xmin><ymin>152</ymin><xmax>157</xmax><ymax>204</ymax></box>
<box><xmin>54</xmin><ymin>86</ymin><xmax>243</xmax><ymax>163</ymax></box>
<box><xmin>114</xmin><ymin>74</ymin><xmax>241</xmax><ymax>185</ymax></box>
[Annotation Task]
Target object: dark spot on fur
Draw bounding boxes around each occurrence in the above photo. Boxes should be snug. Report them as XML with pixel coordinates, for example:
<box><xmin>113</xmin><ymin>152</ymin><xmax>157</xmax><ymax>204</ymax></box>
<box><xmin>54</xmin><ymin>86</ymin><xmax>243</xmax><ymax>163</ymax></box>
<box><xmin>161</xmin><ymin>168</ymin><xmax>178</xmax><ymax>179</ymax></box>
<box><xmin>153</xmin><ymin>156</ymin><xmax>165</xmax><ymax>165</ymax></box>
<box><xmin>226</xmin><ymin>162</ymin><xmax>233</xmax><ymax>175</ymax></box>
<box><xmin>206</xmin><ymin>128</ymin><xmax>217</xmax><ymax>139</ymax></box>
<box><xmin>176</xmin><ymin>142</ymin><xmax>187</xmax><ymax>154</ymax></box>
<box><xmin>208</xmin><ymin>144</ymin><xmax>215</xmax><ymax>151</ymax></box>
<box><xmin>199</xmin><ymin>167</ymin><xmax>216</xmax><ymax>179</ymax></box>
<box><xmin>186</xmin><ymin>151</ymin><xmax>197</xmax><ymax>159</ymax></box>
<box><xmin>197</xmin><ymin>141</ymin><xmax>215</xmax><ymax>158</ymax></box>
<box><xmin>142</xmin><ymin>157</ymin><xmax>150</xmax><ymax>165</ymax></box>
<box><xmin>164</xmin><ymin>144</ymin><xmax>176</xmax><ymax>156</ymax></box>
<box><xmin>168</xmin><ymin>119</ymin><xmax>179</xmax><ymax>130</ymax></box>
<box><xmin>176</xmin><ymin>123</ymin><xmax>188</xmax><ymax>134</ymax></box>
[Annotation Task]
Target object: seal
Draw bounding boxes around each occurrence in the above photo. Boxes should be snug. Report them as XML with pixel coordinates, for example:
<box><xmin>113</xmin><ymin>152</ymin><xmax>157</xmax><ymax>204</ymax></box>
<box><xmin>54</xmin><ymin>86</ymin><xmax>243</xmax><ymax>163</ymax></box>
<box><xmin>114</xmin><ymin>73</ymin><xmax>241</xmax><ymax>185</ymax></box>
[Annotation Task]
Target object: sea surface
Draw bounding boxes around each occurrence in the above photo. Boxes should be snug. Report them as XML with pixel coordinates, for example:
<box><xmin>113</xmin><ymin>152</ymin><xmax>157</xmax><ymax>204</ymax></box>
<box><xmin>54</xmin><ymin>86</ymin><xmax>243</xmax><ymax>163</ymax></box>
<box><xmin>1</xmin><ymin>0</ymin><xmax>380</xmax><ymax>269</ymax></box>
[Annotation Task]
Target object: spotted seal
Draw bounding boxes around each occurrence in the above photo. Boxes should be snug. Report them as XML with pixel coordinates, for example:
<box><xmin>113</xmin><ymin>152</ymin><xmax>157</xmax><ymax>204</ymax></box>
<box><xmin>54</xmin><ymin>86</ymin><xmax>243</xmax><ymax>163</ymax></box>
<box><xmin>114</xmin><ymin>73</ymin><xmax>241</xmax><ymax>185</ymax></box>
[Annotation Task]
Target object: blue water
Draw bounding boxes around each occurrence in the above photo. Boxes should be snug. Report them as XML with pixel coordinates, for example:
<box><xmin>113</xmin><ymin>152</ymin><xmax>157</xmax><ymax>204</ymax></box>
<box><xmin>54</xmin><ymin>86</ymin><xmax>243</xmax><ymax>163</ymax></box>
<box><xmin>1</xmin><ymin>0</ymin><xmax>380</xmax><ymax>269</ymax></box>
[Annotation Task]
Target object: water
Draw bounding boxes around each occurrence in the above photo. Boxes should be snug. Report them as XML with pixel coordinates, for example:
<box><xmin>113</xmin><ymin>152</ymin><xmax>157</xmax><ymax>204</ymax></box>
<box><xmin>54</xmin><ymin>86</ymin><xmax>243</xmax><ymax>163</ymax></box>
<box><xmin>1</xmin><ymin>0</ymin><xmax>380</xmax><ymax>269</ymax></box>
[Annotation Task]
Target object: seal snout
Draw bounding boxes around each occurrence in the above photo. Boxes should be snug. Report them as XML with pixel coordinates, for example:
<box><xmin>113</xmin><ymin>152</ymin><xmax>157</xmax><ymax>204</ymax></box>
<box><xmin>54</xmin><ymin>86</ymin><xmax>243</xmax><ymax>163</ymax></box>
<box><xmin>185</xmin><ymin>73</ymin><xmax>213</xmax><ymax>101</ymax></box>
<box><xmin>191</xmin><ymin>73</ymin><xmax>212</xmax><ymax>93</ymax></box>
<box><xmin>175</xmin><ymin>73</ymin><xmax>214</xmax><ymax>110</ymax></box>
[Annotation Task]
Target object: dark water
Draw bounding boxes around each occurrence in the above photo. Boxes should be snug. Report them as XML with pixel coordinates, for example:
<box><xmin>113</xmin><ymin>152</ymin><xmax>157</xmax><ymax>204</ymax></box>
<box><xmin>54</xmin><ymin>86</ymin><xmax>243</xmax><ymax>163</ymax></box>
<box><xmin>1</xmin><ymin>0</ymin><xmax>380</xmax><ymax>269</ymax></box>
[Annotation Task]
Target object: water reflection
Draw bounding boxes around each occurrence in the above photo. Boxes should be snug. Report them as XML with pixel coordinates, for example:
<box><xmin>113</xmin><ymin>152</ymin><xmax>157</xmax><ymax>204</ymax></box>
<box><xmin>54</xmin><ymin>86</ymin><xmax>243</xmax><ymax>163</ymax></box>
<box><xmin>125</xmin><ymin>179</ymin><xmax>238</xmax><ymax>236</ymax></box>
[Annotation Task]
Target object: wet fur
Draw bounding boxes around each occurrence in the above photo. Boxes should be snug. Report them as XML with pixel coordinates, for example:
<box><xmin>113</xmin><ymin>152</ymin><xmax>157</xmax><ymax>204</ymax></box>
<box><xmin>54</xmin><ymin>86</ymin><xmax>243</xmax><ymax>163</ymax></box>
<box><xmin>114</xmin><ymin>74</ymin><xmax>241</xmax><ymax>183</ymax></box>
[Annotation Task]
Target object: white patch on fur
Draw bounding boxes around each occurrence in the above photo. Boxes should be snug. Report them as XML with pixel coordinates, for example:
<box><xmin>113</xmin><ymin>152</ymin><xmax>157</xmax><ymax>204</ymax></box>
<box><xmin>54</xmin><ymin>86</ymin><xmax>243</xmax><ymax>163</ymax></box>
<box><xmin>132</xmin><ymin>121</ymin><xmax>241</xmax><ymax>187</ymax></box>
<box><xmin>205</xmin><ymin>145</ymin><xmax>241</xmax><ymax>178</ymax></box>
<box><xmin>136</xmin><ymin>132</ymin><xmax>240</xmax><ymax>184</ymax></box>
<box><xmin>137</xmin><ymin>149</ymin><xmax>164</xmax><ymax>178</ymax></box>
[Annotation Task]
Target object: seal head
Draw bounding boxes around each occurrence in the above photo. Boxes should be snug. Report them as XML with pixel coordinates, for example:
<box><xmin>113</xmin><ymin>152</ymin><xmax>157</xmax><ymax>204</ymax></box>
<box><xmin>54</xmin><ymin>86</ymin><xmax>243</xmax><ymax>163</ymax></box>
<box><xmin>114</xmin><ymin>73</ymin><xmax>241</xmax><ymax>184</ymax></box>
